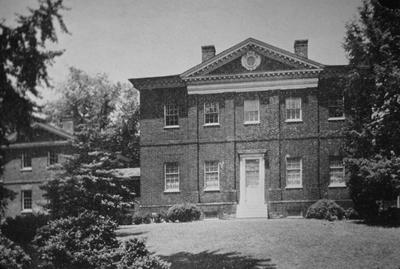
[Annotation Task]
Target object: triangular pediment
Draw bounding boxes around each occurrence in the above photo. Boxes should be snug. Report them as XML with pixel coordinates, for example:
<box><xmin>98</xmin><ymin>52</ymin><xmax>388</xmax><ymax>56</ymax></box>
<box><xmin>181</xmin><ymin>38</ymin><xmax>324</xmax><ymax>80</ymax></box>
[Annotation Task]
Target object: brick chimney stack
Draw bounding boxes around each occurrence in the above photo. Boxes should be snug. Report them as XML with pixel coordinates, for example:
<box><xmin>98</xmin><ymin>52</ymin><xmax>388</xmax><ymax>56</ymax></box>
<box><xmin>294</xmin><ymin>39</ymin><xmax>308</xmax><ymax>58</ymax></box>
<box><xmin>201</xmin><ymin>45</ymin><xmax>216</xmax><ymax>62</ymax></box>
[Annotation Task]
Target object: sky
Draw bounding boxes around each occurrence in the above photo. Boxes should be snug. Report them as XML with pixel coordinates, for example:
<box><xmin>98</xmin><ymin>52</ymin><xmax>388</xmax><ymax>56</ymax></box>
<box><xmin>0</xmin><ymin>0</ymin><xmax>361</xmax><ymax>102</ymax></box>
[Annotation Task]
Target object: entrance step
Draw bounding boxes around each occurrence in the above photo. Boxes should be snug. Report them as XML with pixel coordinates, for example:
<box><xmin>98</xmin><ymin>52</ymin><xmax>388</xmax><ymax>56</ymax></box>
<box><xmin>236</xmin><ymin>204</ymin><xmax>268</xmax><ymax>218</ymax></box>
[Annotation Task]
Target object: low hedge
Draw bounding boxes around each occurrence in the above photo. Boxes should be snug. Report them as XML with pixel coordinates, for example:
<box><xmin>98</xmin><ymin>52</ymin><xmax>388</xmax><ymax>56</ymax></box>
<box><xmin>167</xmin><ymin>203</ymin><xmax>202</xmax><ymax>222</ymax></box>
<box><xmin>306</xmin><ymin>199</ymin><xmax>345</xmax><ymax>221</ymax></box>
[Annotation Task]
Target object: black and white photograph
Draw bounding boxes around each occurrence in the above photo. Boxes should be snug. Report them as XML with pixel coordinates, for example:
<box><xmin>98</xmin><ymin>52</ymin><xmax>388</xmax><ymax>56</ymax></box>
<box><xmin>0</xmin><ymin>0</ymin><xmax>399</xmax><ymax>268</ymax></box>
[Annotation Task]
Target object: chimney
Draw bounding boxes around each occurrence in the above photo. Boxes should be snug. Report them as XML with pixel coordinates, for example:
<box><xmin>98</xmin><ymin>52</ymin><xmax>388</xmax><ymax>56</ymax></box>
<box><xmin>61</xmin><ymin>117</ymin><xmax>74</xmax><ymax>134</ymax></box>
<box><xmin>294</xmin><ymin>39</ymin><xmax>308</xmax><ymax>58</ymax></box>
<box><xmin>201</xmin><ymin>45</ymin><xmax>216</xmax><ymax>62</ymax></box>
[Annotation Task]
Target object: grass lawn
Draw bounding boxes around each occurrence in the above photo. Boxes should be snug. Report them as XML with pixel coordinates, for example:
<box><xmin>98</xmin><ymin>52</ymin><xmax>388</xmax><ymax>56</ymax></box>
<box><xmin>117</xmin><ymin>218</ymin><xmax>400</xmax><ymax>269</ymax></box>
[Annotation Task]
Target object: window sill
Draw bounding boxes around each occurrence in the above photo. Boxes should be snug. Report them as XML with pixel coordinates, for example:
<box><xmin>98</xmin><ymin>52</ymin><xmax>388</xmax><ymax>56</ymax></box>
<box><xmin>20</xmin><ymin>168</ymin><xmax>32</xmax><ymax>172</ymax></box>
<box><xmin>203</xmin><ymin>123</ymin><xmax>220</xmax><ymax>127</ymax></box>
<box><xmin>285</xmin><ymin>119</ymin><xmax>303</xmax><ymax>123</ymax></box>
<box><xmin>164</xmin><ymin>125</ymin><xmax>180</xmax><ymax>129</ymax></box>
<box><xmin>204</xmin><ymin>188</ymin><xmax>220</xmax><ymax>192</ymax></box>
<box><xmin>21</xmin><ymin>209</ymin><xmax>33</xmax><ymax>214</ymax></box>
<box><xmin>285</xmin><ymin>186</ymin><xmax>303</xmax><ymax>189</ymax></box>
<box><xmin>164</xmin><ymin>190</ymin><xmax>180</xmax><ymax>193</ymax></box>
<box><xmin>244</xmin><ymin>121</ymin><xmax>260</xmax><ymax>125</ymax></box>
<box><xmin>328</xmin><ymin>117</ymin><xmax>345</xmax><ymax>121</ymax></box>
<box><xmin>328</xmin><ymin>184</ymin><xmax>346</xmax><ymax>188</ymax></box>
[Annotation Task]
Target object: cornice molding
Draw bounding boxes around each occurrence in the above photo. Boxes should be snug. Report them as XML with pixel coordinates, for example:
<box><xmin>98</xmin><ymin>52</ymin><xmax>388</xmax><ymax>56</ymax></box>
<box><xmin>187</xmin><ymin>78</ymin><xmax>319</xmax><ymax>95</ymax></box>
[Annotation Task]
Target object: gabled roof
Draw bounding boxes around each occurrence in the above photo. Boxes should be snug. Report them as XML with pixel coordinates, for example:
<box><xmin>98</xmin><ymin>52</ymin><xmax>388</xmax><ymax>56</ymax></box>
<box><xmin>181</xmin><ymin>38</ymin><xmax>324</xmax><ymax>79</ymax></box>
<box><xmin>6</xmin><ymin>122</ymin><xmax>74</xmax><ymax>144</ymax></box>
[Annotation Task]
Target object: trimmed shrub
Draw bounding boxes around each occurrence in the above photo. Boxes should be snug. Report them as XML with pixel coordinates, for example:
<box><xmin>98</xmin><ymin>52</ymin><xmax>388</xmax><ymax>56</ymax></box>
<box><xmin>306</xmin><ymin>199</ymin><xmax>345</xmax><ymax>221</ymax></box>
<box><xmin>153</xmin><ymin>211</ymin><xmax>168</xmax><ymax>223</ymax></box>
<box><xmin>167</xmin><ymin>203</ymin><xmax>202</xmax><ymax>222</ymax></box>
<box><xmin>117</xmin><ymin>213</ymin><xmax>133</xmax><ymax>225</ymax></box>
<box><xmin>1</xmin><ymin>213</ymin><xmax>50</xmax><ymax>245</ymax></box>
<box><xmin>113</xmin><ymin>238</ymin><xmax>170</xmax><ymax>269</ymax></box>
<box><xmin>132</xmin><ymin>212</ymin><xmax>152</xmax><ymax>225</ymax></box>
<box><xmin>33</xmin><ymin>211</ymin><xmax>118</xmax><ymax>269</ymax></box>
<box><xmin>345</xmin><ymin>208</ymin><xmax>360</xmax><ymax>220</ymax></box>
<box><xmin>379</xmin><ymin>207</ymin><xmax>400</xmax><ymax>225</ymax></box>
<box><xmin>0</xmin><ymin>232</ymin><xmax>31</xmax><ymax>269</ymax></box>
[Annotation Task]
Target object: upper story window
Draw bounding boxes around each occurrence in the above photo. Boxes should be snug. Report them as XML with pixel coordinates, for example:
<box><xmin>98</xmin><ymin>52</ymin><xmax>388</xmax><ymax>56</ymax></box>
<box><xmin>285</xmin><ymin>97</ymin><xmax>302</xmax><ymax>122</ymax></box>
<box><xmin>48</xmin><ymin>150</ymin><xmax>58</xmax><ymax>165</ymax></box>
<box><xmin>204</xmin><ymin>102</ymin><xmax>219</xmax><ymax>125</ymax></box>
<box><xmin>328</xmin><ymin>97</ymin><xmax>345</xmax><ymax>120</ymax></box>
<box><xmin>204</xmin><ymin>161</ymin><xmax>220</xmax><ymax>191</ymax></box>
<box><xmin>244</xmin><ymin>99</ymin><xmax>260</xmax><ymax>124</ymax></box>
<box><xmin>21</xmin><ymin>152</ymin><xmax>32</xmax><ymax>171</ymax></box>
<box><xmin>164</xmin><ymin>104</ymin><xmax>179</xmax><ymax>128</ymax></box>
<box><xmin>22</xmin><ymin>190</ymin><xmax>32</xmax><ymax>211</ymax></box>
<box><xmin>286</xmin><ymin>157</ymin><xmax>302</xmax><ymax>188</ymax></box>
<box><xmin>329</xmin><ymin>157</ymin><xmax>345</xmax><ymax>187</ymax></box>
<box><xmin>164</xmin><ymin>162</ymin><xmax>179</xmax><ymax>192</ymax></box>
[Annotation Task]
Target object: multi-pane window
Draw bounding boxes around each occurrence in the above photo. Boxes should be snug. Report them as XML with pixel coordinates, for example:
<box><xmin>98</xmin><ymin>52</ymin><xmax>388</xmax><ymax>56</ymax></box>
<box><xmin>245</xmin><ymin>159</ymin><xmax>260</xmax><ymax>187</ymax></box>
<box><xmin>48</xmin><ymin>151</ymin><xmax>58</xmax><ymax>165</ymax></box>
<box><xmin>244</xmin><ymin>99</ymin><xmax>259</xmax><ymax>123</ymax></box>
<box><xmin>21</xmin><ymin>152</ymin><xmax>32</xmax><ymax>169</ymax></box>
<box><xmin>164</xmin><ymin>162</ymin><xmax>179</xmax><ymax>191</ymax></box>
<box><xmin>328</xmin><ymin>97</ymin><xmax>345</xmax><ymax>119</ymax></box>
<box><xmin>286</xmin><ymin>157</ymin><xmax>302</xmax><ymax>188</ymax></box>
<box><xmin>329</xmin><ymin>157</ymin><xmax>345</xmax><ymax>187</ymax></box>
<box><xmin>285</xmin><ymin>97</ymin><xmax>302</xmax><ymax>121</ymax></box>
<box><xmin>204</xmin><ymin>102</ymin><xmax>219</xmax><ymax>125</ymax></box>
<box><xmin>204</xmin><ymin>161</ymin><xmax>219</xmax><ymax>190</ymax></box>
<box><xmin>22</xmin><ymin>190</ymin><xmax>32</xmax><ymax>211</ymax></box>
<box><xmin>164</xmin><ymin>104</ymin><xmax>179</xmax><ymax>127</ymax></box>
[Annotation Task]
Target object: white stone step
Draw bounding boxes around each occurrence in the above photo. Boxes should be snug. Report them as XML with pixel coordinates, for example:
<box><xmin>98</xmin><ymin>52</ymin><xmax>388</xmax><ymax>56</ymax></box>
<box><xmin>236</xmin><ymin>204</ymin><xmax>268</xmax><ymax>218</ymax></box>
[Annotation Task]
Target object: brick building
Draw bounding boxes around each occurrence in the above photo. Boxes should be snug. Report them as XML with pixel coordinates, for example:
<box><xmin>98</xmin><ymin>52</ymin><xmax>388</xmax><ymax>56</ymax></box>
<box><xmin>1</xmin><ymin>121</ymin><xmax>74</xmax><ymax>218</ymax></box>
<box><xmin>129</xmin><ymin>38</ymin><xmax>350</xmax><ymax>218</ymax></box>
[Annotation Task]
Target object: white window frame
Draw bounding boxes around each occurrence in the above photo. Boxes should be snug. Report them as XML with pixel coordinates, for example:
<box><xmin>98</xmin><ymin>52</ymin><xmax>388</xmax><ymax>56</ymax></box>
<box><xmin>21</xmin><ymin>190</ymin><xmax>32</xmax><ymax>212</ymax></box>
<box><xmin>48</xmin><ymin>150</ymin><xmax>58</xmax><ymax>165</ymax></box>
<box><xmin>164</xmin><ymin>104</ymin><xmax>179</xmax><ymax>128</ymax></box>
<box><xmin>285</xmin><ymin>157</ymin><xmax>302</xmax><ymax>188</ymax></box>
<box><xmin>244</xmin><ymin>99</ymin><xmax>260</xmax><ymax>124</ymax></box>
<box><xmin>204</xmin><ymin>161</ymin><xmax>220</xmax><ymax>191</ymax></box>
<box><xmin>204</xmin><ymin>102</ymin><xmax>220</xmax><ymax>126</ymax></box>
<box><xmin>328</xmin><ymin>96</ymin><xmax>345</xmax><ymax>121</ymax></box>
<box><xmin>285</xmin><ymin>97</ymin><xmax>302</xmax><ymax>122</ymax></box>
<box><xmin>329</xmin><ymin>157</ymin><xmax>346</xmax><ymax>187</ymax></box>
<box><xmin>164</xmin><ymin>162</ymin><xmax>180</xmax><ymax>192</ymax></box>
<box><xmin>21</xmin><ymin>152</ymin><xmax>32</xmax><ymax>171</ymax></box>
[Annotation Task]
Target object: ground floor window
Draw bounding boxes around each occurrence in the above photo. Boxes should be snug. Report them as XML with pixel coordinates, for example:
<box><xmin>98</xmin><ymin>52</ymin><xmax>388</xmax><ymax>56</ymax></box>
<box><xmin>204</xmin><ymin>161</ymin><xmax>219</xmax><ymax>191</ymax></box>
<box><xmin>286</xmin><ymin>157</ymin><xmax>302</xmax><ymax>188</ymax></box>
<box><xmin>22</xmin><ymin>190</ymin><xmax>32</xmax><ymax>211</ymax></box>
<box><xmin>164</xmin><ymin>162</ymin><xmax>179</xmax><ymax>192</ymax></box>
<box><xmin>48</xmin><ymin>150</ymin><xmax>58</xmax><ymax>165</ymax></box>
<box><xmin>329</xmin><ymin>157</ymin><xmax>345</xmax><ymax>187</ymax></box>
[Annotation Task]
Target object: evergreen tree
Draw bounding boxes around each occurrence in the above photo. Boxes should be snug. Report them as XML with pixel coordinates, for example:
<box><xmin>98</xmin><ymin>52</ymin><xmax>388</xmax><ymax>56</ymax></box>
<box><xmin>344</xmin><ymin>0</ymin><xmax>400</xmax><ymax>220</ymax></box>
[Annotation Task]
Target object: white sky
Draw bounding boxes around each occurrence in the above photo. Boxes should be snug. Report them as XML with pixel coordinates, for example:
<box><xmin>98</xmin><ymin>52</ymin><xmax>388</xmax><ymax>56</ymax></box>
<box><xmin>0</xmin><ymin>0</ymin><xmax>360</xmax><ymax>102</ymax></box>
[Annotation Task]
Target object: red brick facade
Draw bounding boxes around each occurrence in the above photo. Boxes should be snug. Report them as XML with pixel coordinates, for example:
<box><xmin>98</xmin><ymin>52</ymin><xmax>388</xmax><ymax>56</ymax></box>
<box><xmin>1</xmin><ymin>123</ymin><xmax>73</xmax><ymax>218</ymax></box>
<box><xmin>130</xmin><ymin>38</ymin><xmax>350</xmax><ymax>217</ymax></box>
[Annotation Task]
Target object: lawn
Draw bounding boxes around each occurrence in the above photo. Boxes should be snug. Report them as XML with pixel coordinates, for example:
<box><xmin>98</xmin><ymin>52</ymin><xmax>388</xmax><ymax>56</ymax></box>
<box><xmin>117</xmin><ymin>218</ymin><xmax>400</xmax><ymax>269</ymax></box>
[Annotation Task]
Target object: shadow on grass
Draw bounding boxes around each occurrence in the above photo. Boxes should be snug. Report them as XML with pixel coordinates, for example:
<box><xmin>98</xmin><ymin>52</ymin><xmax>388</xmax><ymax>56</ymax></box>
<box><xmin>116</xmin><ymin>231</ymin><xmax>147</xmax><ymax>238</ymax></box>
<box><xmin>351</xmin><ymin>219</ymin><xmax>400</xmax><ymax>228</ymax></box>
<box><xmin>161</xmin><ymin>250</ymin><xmax>276</xmax><ymax>269</ymax></box>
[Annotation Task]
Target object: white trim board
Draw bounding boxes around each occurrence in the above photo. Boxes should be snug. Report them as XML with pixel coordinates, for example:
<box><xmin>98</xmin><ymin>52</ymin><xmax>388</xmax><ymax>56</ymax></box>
<box><xmin>187</xmin><ymin>78</ymin><xmax>318</xmax><ymax>95</ymax></box>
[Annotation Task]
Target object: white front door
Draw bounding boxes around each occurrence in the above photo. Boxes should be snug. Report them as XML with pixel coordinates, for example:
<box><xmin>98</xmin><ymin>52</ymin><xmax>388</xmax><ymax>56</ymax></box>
<box><xmin>239</xmin><ymin>155</ymin><xmax>265</xmax><ymax>207</ymax></box>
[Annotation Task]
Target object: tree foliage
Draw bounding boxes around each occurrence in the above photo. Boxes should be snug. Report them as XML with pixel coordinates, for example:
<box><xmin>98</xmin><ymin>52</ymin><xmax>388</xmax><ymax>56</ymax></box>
<box><xmin>42</xmin><ymin>150</ymin><xmax>137</xmax><ymax>222</ymax></box>
<box><xmin>44</xmin><ymin>67</ymin><xmax>140</xmax><ymax>165</ymax></box>
<box><xmin>0</xmin><ymin>0</ymin><xmax>69</xmax><ymax>175</ymax></box>
<box><xmin>344</xmin><ymin>0</ymin><xmax>400</xmax><ymax>220</ymax></box>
